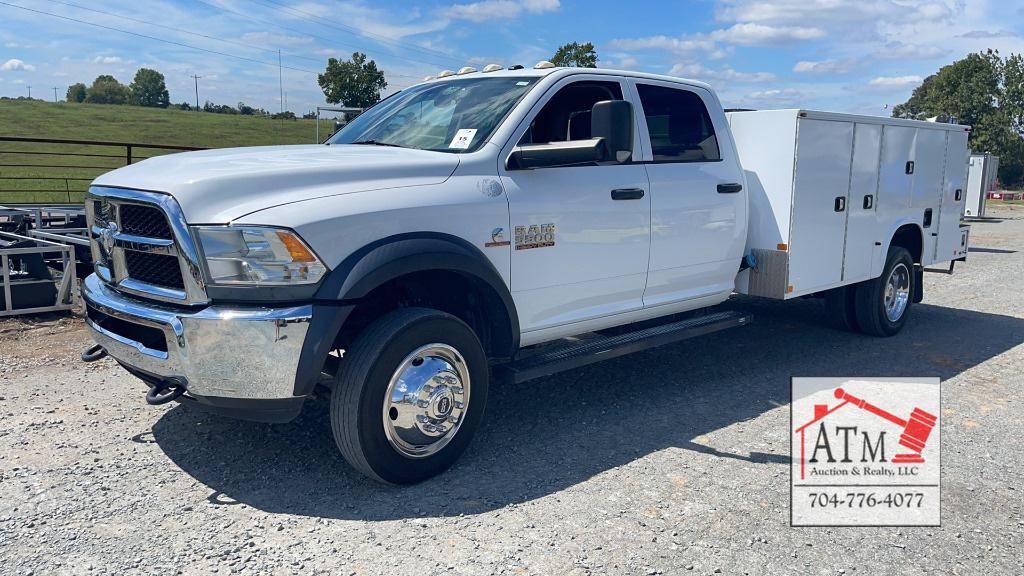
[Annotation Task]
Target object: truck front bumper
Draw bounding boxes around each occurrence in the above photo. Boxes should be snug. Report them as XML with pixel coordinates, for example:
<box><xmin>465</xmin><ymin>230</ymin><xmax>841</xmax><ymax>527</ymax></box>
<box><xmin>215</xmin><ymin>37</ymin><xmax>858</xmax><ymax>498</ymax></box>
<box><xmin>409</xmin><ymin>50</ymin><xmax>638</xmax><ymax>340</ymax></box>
<box><xmin>81</xmin><ymin>274</ymin><xmax>313</xmax><ymax>422</ymax></box>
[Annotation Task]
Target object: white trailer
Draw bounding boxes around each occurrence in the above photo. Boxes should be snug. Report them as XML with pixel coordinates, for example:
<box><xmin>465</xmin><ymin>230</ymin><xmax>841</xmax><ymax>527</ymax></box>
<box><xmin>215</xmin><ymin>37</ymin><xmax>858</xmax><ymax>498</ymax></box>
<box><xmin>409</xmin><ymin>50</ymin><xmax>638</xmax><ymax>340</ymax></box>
<box><xmin>727</xmin><ymin>109</ymin><xmax>970</xmax><ymax>299</ymax></box>
<box><xmin>964</xmin><ymin>153</ymin><xmax>999</xmax><ymax>218</ymax></box>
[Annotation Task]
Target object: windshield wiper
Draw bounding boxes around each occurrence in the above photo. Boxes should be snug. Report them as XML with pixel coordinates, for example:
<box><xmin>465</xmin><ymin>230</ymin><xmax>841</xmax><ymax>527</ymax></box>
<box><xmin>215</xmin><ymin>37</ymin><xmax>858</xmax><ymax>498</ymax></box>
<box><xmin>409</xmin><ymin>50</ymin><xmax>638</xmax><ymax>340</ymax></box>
<box><xmin>350</xmin><ymin>140</ymin><xmax>406</xmax><ymax>148</ymax></box>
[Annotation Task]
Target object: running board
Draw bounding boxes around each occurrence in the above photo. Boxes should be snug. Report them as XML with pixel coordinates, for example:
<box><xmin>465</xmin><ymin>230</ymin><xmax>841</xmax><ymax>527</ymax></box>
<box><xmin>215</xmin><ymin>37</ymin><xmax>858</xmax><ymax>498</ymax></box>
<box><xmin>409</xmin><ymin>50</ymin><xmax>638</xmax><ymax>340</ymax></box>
<box><xmin>499</xmin><ymin>310</ymin><xmax>752</xmax><ymax>384</ymax></box>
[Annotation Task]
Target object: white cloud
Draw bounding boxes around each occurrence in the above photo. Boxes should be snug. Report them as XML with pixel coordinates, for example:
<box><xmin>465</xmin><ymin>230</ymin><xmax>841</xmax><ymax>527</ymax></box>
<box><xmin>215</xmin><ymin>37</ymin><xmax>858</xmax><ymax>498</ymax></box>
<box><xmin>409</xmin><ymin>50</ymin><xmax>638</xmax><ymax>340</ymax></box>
<box><xmin>670</xmin><ymin>62</ymin><xmax>775</xmax><ymax>83</ymax></box>
<box><xmin>748</xmin><ymin>88</ymin><xmax>800</xmax><ymax>98</ymax></box>
<box><xmin>92</xmin><ymin>56</ymin><xmax>127</xmax><ymax>65</ymax></box>
<box><xmin>958</xmin><ymin>30</ymin><xmax>1017</xmax><ymax>39</ymax></box>
<box><xmin>239</xmin><ymin>32</ymin><xmax>314</xmax><ymax>47</ymax></box>
<box><xmin>4</xmin><ymin>42</ymin><xmax>18</xmax><ymax>48</ymax></box>
<box><xmin>715</xmin><ymin>0</ymin><xmax>951</xmax><ymax>26</ymax></box>
<box><xmin>1</xmin><ymin>58</ymin><xmax>34</xmax><ymax>71</ymax></box>
<box><xmin>602</xmin><ymin>55</ymin><xmax>639</xmax><ymax>70</ymax></box>
<box><xmin>609</xmin><ymin>34</ymin><xmax>721</xmax><ymax>55</ymax></box>
<box><xmin>446</xmin><ymin>0</ymin><xmax>559</xmax><ymax>22</ymax></box>
<box><xmin>741</xmin><ymin>88</ymin><xmax>804</xmax><ymax>106</ymax></box>
<box><xmin>868</xmin><ymin>75</ymin><xmax>923</xmax><ymax>88</ymax></box>
<box><xmin>711</xmin><ymin>23</ymin><xmax>825</xmax><ymax>46</ymax></box>
<box><xmin>610</xmin><ymin>22</ymin><xmax>824</xmax><ymax>62</ymax></box>
<box><xmin>872</xmin><ymin>41</ymin><xmax>948</xmax><ymax>60</ymax></box>
<box><xmin>793</xmin><ymin>59</ymin><xmax>857</xmax><ymax>74</ymax></box>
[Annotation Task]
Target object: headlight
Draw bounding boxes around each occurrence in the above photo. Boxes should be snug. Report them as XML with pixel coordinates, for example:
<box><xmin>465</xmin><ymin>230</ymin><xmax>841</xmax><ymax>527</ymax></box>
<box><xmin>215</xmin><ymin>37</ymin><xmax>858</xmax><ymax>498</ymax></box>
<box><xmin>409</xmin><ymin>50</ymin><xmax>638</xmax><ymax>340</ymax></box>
<box><xmin>195</xmin><ymin>226</ymin><xmax>327</xmax><ymax>286</ymax></box>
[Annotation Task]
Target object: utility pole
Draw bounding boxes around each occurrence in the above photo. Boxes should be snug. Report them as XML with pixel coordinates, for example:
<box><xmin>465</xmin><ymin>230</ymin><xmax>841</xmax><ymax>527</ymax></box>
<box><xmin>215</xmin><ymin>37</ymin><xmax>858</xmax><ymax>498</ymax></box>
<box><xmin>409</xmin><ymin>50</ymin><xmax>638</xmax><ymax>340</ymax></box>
<box><xmin>278</xmin><ymin>49</ymin><xmax>284</xmax><ymax>115</ymax></box>
<box><xmin>190</xmin><ymin>74</ymin><xmax>202</xmax><ymax>111</ymax></box>
<box><xmin>53</xmin><ymin>87</ymin><xmax>58</xmax><ymax>103</ymax></box>
<box><xmin>27</xmin><ymin>85</ymin><xmax>31</xmax><ymax>99</ymax></box>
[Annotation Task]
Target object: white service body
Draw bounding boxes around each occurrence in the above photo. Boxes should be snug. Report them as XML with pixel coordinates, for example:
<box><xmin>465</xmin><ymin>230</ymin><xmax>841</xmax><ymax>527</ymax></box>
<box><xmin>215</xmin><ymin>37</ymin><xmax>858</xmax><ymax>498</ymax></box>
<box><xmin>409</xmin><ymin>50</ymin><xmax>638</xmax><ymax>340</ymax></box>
<box><xmin>728</xmin><ymin>109</ymin><xmax>970</xmax><ymax>299</ymax></box>
<box><xmin>964</xmin><ymin>153</ymin><xmax>999</xmax><ymax>218</ymax></box>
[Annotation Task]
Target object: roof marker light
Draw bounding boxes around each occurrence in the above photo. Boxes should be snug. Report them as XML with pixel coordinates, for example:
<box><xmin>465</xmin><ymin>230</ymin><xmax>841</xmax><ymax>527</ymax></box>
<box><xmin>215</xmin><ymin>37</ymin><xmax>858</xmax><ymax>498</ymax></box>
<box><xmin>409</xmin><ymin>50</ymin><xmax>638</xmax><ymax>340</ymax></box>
<box><xmin>423</xmin><ymin>76</ymin><xmax>434</xmax><ymax>81</ymax></box>
<box><xmin>437</xmin><ymin>70</ymin><xmax>455</xmax><ymax>78</ymax></box>
<box><xmin>482</xmin><ymin>64</ymin><xmax>503</xmax><ymax>72</ymax></box>
<box><xmin>457</xmin><ymin>66</ymin><xmax>477</xmax><ymax>75</ymax></box>
<box><xmin>534</xmin><ymin>60</ymin><xmax>555</xmax><ymax>69</ymax></box>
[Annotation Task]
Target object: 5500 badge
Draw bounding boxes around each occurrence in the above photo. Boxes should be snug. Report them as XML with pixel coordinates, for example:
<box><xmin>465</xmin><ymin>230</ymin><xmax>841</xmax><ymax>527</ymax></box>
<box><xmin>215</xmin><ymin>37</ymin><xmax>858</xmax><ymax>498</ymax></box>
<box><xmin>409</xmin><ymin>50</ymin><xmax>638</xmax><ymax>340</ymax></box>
<box><xmin>515</xmin><ymin>223</ymin><xmax>556</xmax><ymax>250</ymax></box>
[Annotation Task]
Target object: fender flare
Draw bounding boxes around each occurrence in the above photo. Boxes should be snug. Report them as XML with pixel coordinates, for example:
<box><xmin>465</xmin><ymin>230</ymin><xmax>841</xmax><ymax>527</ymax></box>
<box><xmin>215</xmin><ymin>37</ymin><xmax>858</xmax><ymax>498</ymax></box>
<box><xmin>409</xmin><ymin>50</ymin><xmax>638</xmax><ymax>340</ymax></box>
<box><xmin>293</xmin><ymin>233</ymin><xmax>519</xmax><ymax>396</ymax></box>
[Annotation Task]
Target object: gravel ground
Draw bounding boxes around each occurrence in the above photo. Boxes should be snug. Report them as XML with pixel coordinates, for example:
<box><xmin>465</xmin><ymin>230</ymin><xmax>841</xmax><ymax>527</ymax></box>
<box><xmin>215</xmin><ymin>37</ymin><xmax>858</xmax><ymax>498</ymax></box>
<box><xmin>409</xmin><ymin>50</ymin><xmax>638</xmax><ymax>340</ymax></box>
<box><xmin>2</xmin><ymin>205</ymin><xmax>1022</xmax><ymax>576</ymax></box>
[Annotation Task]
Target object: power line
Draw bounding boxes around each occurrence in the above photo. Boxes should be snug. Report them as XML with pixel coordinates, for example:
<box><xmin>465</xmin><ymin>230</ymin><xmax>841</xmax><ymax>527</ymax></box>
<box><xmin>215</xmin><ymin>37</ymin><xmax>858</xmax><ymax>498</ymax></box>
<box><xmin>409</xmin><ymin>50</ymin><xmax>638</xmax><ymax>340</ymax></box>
<box><xmin>0</xmin><ymin>0</ymin><xmax>323</xmax><ymax>76</ymax></box>
<box><xmin>253</xmin><ymin>0</ymin><xmax>460</xmax><ymax>65</ymax></box>
<box><xmin>40</xmin><ymin>0</ymin><xmax>330</xmax><ymax>67</ymax></box>
<box><xmin>191</xmin><ymin>0</ymin><xmax>456</xmax><ymax>72</ymax></box>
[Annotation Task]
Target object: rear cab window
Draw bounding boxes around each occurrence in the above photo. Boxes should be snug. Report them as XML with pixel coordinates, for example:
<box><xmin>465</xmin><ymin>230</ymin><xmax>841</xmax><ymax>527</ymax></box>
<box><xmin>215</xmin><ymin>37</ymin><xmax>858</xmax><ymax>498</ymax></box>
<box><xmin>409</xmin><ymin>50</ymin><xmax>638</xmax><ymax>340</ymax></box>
<box><xmin>636</xmin><ymin>83</ymin><xmax>721</xmax><ymax>163</ymax></box>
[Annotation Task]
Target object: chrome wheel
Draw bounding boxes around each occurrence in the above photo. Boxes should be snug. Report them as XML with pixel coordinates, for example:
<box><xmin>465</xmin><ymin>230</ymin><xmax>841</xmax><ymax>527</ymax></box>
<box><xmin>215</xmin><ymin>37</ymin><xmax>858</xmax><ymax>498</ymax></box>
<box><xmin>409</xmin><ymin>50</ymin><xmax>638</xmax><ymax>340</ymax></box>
<box><xmin>884</xmin><ymin>263</ymin><xmax>911</xmax><ymax>322</ymax></box>
<box><xmin>382</xmin><ymin>343</ymin><xmax>470</xmax><ymax>459</ymax></box>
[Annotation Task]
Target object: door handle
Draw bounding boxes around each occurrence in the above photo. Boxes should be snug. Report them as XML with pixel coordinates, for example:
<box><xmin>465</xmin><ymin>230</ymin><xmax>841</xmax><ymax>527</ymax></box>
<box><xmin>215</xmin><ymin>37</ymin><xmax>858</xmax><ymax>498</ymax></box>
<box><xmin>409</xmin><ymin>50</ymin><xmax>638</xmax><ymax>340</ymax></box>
<box><xmin>834</xmin><ymin>196</ymin><xmax>846</xmax><ymax>212</ymax></box>
<box><xmin>863</xmin><ymin>194</ymin><xmax>874</xmax><ymax>209</ymax></box>
<box><xmin>717</xmin><ymin>182</ymin><xmax>743</xmax><ymax>194</ymax></box>
<box><xmin>611</xmin><ymin>188</ymin><xmax>645</xmax><ymax>200</ymax></box>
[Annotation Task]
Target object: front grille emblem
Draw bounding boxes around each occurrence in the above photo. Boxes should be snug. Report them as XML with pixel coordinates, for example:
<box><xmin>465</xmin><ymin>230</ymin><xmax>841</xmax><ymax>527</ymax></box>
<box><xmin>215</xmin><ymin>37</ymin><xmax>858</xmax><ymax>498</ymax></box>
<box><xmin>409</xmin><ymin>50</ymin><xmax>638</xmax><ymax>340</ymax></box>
<box><xmin>100</xmin><ymin>221</ymin><xmax>118</xmax><ymax>256</ymax></box>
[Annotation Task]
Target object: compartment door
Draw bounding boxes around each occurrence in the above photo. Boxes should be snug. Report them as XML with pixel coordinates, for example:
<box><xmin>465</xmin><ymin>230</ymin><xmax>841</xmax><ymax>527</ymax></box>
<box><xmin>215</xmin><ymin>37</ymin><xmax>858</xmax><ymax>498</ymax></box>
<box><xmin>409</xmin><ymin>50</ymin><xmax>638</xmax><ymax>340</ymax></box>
<box><xmin>876</xmin><ymin>125</ymin><xmax>917</xmax><ymax>275</ymax></box>
<box><xmin>788</xmin><ymin>119</ymin><xmax>854</xmax><ymax>294</ymax></box>
<box><xmin>912</xmin><ymin>129</ymin><xmax>948</xmax><ymax>265</ymax></box>
<box><xmin>842</xmin><ymin>123</ymin><xmax>882</xmax><ymax>283</ymax></box>
<box><xmin>935</xmin><ymin>129</ymin><xmax>969</xmax><ymax>261</ymax></box>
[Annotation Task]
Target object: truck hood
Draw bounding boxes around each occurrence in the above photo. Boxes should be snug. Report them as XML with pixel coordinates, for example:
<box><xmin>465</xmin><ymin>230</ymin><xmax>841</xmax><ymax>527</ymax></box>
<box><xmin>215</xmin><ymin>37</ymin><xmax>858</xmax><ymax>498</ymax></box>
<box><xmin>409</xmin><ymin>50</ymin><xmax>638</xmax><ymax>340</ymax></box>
<box><xmin>92</xmin><ymin>144</ymin><xmax>460</xmax><ymax>223</ymax></box>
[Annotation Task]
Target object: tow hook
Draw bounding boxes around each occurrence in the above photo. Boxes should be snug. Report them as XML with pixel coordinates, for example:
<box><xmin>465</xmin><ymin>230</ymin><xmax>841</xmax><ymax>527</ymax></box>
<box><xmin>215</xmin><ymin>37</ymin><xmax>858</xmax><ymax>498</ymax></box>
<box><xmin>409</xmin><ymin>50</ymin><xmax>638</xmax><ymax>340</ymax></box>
<box><xmin>81</xmin><ymin>344</ymin><xmax>108</xmax><ymax>363</ymax></box>
<box><xmin>146</xmin><ymin>378</ymin><xmax>187</xmax><ymax>406</ymax></box>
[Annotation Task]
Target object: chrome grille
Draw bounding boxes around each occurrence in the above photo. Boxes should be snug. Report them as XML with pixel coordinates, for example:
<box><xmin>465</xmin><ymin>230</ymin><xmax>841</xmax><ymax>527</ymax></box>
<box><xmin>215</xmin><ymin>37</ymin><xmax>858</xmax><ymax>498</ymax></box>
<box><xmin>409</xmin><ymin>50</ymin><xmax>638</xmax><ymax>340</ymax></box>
<box><xmin>86</xmin><ymin>187</ymin><xmax>208</xmax><ymax>305</ymax></box>
<box><xmin>123</xmin><ymin>250</ymin><xmax>185</xmax><ymax>289</ymax></box>
<box><xmin>119</xmin><ymin>204</ymin><xmax>173</xmax><ymax>239</ymax></box>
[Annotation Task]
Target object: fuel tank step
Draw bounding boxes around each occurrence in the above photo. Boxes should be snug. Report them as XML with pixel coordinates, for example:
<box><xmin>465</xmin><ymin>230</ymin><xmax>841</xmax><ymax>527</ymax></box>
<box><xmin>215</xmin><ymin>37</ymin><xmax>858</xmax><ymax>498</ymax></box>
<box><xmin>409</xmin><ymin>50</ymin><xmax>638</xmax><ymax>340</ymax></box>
<box><xmin>499</xmin><ymin>309</ymin><xmax>752</xmax><ymax>384</ymax></box>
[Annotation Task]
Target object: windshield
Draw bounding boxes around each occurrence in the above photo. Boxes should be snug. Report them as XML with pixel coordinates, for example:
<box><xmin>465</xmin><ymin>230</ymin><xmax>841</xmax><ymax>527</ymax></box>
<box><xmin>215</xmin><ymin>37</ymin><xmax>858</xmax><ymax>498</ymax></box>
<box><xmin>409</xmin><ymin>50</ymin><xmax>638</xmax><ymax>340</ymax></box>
<box><xmin>328</xmin><ymin>77</ymin><xmax>539</xmax><ymax>153</ymax></box>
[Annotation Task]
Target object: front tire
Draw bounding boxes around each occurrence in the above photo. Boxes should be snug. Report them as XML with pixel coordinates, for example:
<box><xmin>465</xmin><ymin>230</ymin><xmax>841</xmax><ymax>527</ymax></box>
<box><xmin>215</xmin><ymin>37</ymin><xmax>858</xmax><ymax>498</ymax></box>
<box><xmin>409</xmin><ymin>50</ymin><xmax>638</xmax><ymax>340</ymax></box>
<box><xmin>854</xmin><ymin>247</ymin><xmax>914</xmax><ymax>336</ymax></box>
<box><xmin>330</xmin><ymin>307</ymin><xmax>488</xmax><ymax>484</ymax></box>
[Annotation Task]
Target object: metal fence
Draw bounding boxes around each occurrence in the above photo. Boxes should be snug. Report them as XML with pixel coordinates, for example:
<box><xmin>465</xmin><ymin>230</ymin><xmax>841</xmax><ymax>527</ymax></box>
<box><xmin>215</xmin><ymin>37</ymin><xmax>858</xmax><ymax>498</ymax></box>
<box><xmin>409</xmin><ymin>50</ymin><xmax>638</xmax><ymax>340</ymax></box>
<box><xmin>0</xmin><ymin>136</ymin><xmax>205</xmax><ymax>205</ymax></box>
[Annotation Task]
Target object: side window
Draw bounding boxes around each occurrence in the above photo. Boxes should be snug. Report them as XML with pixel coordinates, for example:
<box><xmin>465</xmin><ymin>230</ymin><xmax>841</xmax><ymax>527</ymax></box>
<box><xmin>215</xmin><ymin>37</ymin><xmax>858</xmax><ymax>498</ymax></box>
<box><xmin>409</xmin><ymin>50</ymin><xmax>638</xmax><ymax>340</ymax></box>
<box><xmin>636</xmin><ymin>84</ymin><xmax>720</xmax><ymax>162</ymax></box>
<box><xmin>520</xmin><ymin>81</ymin><xmax>624</xmax><ymax>145</ymax></box>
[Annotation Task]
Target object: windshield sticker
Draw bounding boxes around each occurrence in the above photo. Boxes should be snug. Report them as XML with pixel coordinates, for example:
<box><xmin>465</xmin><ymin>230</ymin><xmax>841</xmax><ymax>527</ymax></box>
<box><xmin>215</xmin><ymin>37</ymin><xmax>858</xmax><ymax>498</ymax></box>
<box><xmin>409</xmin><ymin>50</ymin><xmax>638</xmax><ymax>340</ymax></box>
<box><xmin>516</xmin><ymin>81</ymin><xmax>529</xmax><ymax>86</ymax></box>
<box><xmin>449</xmin><ymin>129</ymin><xmax>478</xmax><ymax>149</ymax></box>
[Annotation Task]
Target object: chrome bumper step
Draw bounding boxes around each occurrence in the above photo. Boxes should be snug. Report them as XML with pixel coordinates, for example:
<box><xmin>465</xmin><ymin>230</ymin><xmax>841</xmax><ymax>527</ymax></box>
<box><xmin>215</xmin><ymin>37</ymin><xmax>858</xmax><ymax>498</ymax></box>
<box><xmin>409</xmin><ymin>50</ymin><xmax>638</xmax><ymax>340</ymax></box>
<box><xmin>499</xmin><ymin>310</ymin><xmax>752</xmax><ymax>384</ymax></box>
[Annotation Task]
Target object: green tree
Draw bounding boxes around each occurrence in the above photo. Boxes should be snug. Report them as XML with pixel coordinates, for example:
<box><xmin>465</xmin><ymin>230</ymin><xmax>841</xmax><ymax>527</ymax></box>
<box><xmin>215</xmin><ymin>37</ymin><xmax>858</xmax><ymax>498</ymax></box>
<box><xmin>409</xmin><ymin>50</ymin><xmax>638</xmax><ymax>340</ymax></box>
<box><xmin>894</xmin><ymin>49</ymin><xmax>1024</xmax><ymax>188</ymax></box>
<box><xmin>551</xmin><ymin>41</ymin><xmax>598</xmax><ymax>68</ymax></box>
<box><xmin>318</xmin><ymin>52</ymin><xmax>387</xmax><ymax>108</ymax></box>
<box><xmin>84</xmin><ymin>75</ymin><xmax>130</xmax><ymax>105</ymax></box>
<box><xmin>66</xmin><ymin>82</ymin><xmax>86</xmax><ymax>103</ymax></box>
<box><xmin>129</xmin><ymin>68</ymin><xmax>170</xmax><ymax>108</ymax></box>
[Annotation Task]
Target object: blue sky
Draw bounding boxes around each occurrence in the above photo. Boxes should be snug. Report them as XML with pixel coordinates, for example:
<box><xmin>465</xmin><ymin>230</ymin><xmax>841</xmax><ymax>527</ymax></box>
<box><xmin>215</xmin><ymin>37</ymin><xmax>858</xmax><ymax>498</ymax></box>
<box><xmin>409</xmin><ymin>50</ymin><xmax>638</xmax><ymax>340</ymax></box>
<box><xmin>2</xmin><ymin>0</ymin><xmax>1024</xmax><ymax>116</ymax></box>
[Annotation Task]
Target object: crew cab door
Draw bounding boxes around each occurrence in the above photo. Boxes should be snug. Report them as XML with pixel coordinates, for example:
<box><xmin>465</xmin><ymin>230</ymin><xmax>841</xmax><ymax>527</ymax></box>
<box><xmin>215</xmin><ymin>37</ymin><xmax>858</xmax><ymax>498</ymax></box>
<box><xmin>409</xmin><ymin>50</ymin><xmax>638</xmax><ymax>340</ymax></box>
<box><xmin>632</xmin><ymin>80</ymin><xmax>746</xmax><ymax>307</ymax></box>
<box><xmin>498</xmin><ymin>76</ymin><xmax>650</xmax><ymax>337</ymax></box>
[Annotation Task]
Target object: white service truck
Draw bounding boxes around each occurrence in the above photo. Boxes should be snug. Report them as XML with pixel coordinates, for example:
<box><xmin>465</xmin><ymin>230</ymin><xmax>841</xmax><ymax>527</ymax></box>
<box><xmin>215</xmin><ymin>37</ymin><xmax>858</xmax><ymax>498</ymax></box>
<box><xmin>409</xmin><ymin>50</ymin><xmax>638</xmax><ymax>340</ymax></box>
<box><xmin>81</xmin><ymin>64</ymin><xmax>970</xmax><ymax>483</ymax></box>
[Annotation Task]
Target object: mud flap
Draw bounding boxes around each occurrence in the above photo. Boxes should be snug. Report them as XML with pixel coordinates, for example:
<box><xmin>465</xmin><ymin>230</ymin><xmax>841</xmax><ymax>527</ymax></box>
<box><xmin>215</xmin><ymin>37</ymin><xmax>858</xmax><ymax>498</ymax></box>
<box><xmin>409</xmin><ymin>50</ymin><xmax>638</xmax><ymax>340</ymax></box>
<box><xmin>913</xmin><ymin>265</ymin><xmax>924</xmax><ymax>303</ymax></box>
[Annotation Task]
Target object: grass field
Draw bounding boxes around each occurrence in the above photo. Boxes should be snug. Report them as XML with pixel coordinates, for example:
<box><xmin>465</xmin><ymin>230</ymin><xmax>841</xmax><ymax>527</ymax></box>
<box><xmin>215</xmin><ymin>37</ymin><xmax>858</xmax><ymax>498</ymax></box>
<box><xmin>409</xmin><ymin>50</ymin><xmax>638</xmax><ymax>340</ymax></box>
<box><xmin>0</xmin><ymin>99</ymin><xmax>334</xmax><ymax>204</ymax></box>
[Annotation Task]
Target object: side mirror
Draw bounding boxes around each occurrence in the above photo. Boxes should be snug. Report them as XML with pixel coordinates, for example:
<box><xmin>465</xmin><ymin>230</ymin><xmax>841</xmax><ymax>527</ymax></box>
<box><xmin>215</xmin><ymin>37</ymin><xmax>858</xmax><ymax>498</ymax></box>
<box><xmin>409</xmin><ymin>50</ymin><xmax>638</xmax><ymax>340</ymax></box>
<box><xmin>507</xmin><ymin>99</ymin><xmax>635</xmax><ymax>170</ymax></box>
<box><xmin>591</xmin><ymin>100</ymin><xmax>634</xmax><ymax>163</ymax></box>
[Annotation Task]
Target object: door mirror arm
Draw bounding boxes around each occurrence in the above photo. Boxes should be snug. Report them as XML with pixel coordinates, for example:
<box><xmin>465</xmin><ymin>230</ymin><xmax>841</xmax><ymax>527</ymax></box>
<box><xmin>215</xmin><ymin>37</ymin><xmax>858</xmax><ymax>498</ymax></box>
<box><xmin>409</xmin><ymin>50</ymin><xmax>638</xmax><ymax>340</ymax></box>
<box><xmin>507</xmin><ymin>138</ymin><xmax>609</xmax><ymax>170</ymax></box>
